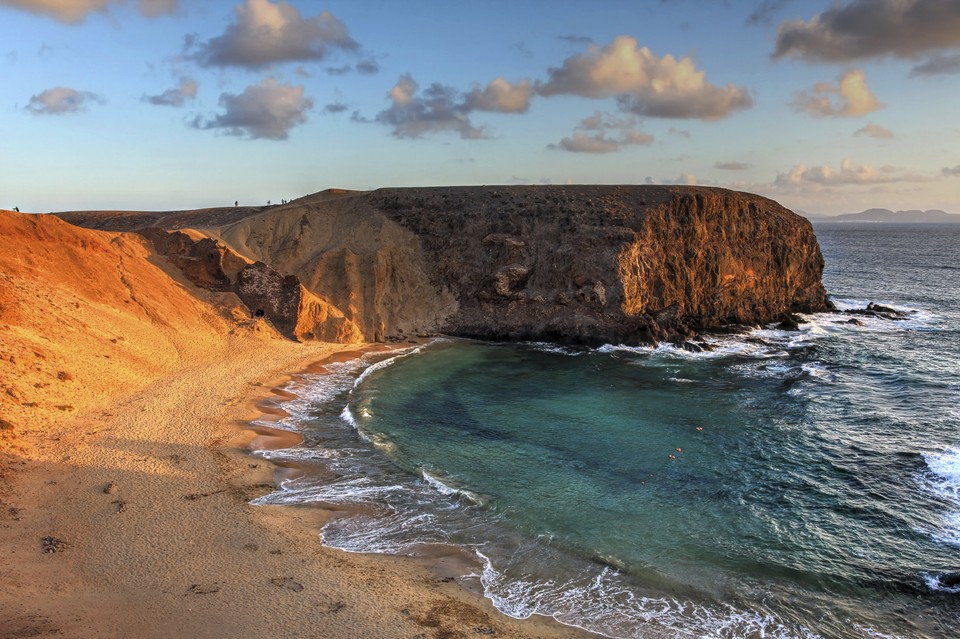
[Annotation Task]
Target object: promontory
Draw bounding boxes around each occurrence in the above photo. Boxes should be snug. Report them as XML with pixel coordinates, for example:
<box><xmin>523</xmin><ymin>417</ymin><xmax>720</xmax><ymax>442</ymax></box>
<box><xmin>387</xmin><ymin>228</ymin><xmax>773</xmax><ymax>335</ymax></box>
<box><xmin>55</xmin><ymin>185</ymin><xmax>831</xmax><ymax>346</ymax></box>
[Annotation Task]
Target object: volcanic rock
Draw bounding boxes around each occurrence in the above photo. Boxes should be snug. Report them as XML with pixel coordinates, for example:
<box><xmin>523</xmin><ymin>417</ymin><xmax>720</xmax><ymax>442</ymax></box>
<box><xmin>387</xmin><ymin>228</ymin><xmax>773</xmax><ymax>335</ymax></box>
<box><xmin>55</xmin><ymin>185</ymin><xmax>832</xmax><ymax>346</ymax></box>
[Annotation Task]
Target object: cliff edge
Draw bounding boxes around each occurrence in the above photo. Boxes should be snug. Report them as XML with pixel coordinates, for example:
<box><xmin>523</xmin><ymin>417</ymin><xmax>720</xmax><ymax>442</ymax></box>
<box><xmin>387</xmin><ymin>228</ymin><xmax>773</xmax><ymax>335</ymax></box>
<box><xmin>56</xmin><ymin>185</ymin><xmax>831</xmax><ymax>345</ymax></box>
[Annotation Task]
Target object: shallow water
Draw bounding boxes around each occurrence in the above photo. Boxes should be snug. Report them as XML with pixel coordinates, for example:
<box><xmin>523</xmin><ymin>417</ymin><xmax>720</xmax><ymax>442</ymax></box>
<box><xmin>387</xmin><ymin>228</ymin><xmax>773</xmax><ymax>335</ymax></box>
<box><xmin>254</xmin><ymin>223</ymin><xmax>960</xmax><ymax>638</ymax></box>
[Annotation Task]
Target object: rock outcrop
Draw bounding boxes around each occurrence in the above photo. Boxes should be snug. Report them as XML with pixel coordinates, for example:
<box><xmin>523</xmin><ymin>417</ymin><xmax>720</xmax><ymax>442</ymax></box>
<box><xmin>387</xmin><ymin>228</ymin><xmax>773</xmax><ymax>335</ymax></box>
<box><xmin>138</xmin><ymin>227</ymin><xmax>362</xmax><ymax>343</ymax></box>
<box><xmin>55</xmin><ymin>185</ymin><xmax>832</xmax><ymax>346</ymax></box>
<box><xmin>235</xmin><ymin>262</ymin><xmax>362</xmax><ymax>343</ymax></box>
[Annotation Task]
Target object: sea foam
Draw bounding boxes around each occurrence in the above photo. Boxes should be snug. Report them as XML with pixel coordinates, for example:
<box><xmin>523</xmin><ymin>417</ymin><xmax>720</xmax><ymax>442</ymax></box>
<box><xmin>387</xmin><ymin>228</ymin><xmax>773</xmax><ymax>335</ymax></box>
<box><xmin>921</xmin><ymin>448</ymin><xmax>960</xmax><ymax>547</ymax></box>
<box><xmin>475</xmin><ymin>551</ymin><xmax>827</xmax><ymax>639</ymax></box>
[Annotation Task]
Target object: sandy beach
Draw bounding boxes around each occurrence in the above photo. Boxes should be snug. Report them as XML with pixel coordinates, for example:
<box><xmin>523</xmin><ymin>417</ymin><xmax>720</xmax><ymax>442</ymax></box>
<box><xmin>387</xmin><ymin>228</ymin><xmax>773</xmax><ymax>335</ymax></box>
<box><xmin>1</xmin><ymin>336</ymin><xmax>598</xmax><ymax>639</ymax></box>
<box><xmin>0</xmin><ymin>211</ymin><xmax>590</xmax><ymax>639</ymax></box>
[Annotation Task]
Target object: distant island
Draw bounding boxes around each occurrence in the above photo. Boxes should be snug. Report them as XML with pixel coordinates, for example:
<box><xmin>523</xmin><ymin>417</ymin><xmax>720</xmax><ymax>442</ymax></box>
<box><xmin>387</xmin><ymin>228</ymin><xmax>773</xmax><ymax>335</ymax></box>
<box><xmin>811</xmin><ymin>208</ymin><xmax>960</xmax><ymax>224</ymax></box>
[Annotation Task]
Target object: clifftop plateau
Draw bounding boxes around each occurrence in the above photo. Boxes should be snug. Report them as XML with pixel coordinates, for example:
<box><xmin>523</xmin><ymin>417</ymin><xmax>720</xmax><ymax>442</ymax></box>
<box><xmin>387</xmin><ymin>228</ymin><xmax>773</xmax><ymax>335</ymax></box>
<box><xmin>54</xmin><ymin>185</ymin><xmax>831</xmax><ymax>346</ymax></box>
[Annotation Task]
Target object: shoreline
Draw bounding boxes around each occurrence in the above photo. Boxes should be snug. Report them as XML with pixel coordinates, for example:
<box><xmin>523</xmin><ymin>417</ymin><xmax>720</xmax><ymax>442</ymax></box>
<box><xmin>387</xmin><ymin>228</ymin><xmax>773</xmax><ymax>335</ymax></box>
<box><xmin>234</xmin><ymin>340</ymin><xmax>598</xmax><ymax>638</ymax></box>
<box><xmin>1</xmin><ymin>335</ymin><xmax>592</xmax><ymax>639</ymax></box>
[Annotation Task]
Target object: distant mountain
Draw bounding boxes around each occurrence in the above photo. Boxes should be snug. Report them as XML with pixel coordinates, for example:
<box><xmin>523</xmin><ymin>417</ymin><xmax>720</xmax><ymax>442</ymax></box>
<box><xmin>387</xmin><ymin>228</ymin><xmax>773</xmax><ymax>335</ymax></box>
<box><xmin>817</xmin><ymin>208</ymin><xmax>960</xmax><ymax>223</ymax></box>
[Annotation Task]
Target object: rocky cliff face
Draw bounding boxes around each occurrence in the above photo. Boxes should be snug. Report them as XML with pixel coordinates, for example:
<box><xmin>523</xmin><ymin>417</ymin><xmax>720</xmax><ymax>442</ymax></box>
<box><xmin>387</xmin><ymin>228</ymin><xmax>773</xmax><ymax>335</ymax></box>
<box><xmin>138</xmin><ymin>227</ymin><xmax>363</xmax><ymax>344</ymax></box>
<box><xmin>56</xmin><ymin>185</ymin><xmax>831</xmax><ymax>346</ymax></box>
<box><xmin>358</xmin><ymin>186</ymin><xmax>829</xmax><ymax>344</ymax></box>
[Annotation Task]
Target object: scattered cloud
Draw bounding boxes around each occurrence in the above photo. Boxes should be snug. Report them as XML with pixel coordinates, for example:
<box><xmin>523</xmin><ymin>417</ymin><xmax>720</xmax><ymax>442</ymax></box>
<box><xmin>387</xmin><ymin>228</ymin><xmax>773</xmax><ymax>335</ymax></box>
<box><xmin>745</xmin><ymin>0</ymin><xmax>795</xmax><ymax>26</ymax></box>
<box><xmin>142</xmin><ymin>77</ymin><xmax>197</xmax><ymax>107</ymax></box>
<box><xmin>772</xmin><ymin>0</ymin><xmax>960</xmax><ymax>63</ymax></box>
<box><xmin>325</xmin><ymin>59</ymin><xmax>378</xmax><ymax>75</ymax></box>
<box><xmin>715</xmin><ymin>161</ymin><xmax>750</xmax><ymax>170</ymax></box>
<box><xmin>550</xmin><ymin>111</ymin><xmax>653</xmax><ymax>154</ymax></box>
<box><xmin>552</xmin><ymin>132</ymin><xmax>648</xmax><ymax>154</ymax></box>
<box><xmin>668</xmin><ymin>127</ymin><xmax>691</xmax><ymax>138</ymax></box>
<box><xmin>558</xmin><ymin>34</ymin><xmax>594</xmax><ymax>45</ymax></box>
<box><xmin>536</xmin><ymin>36</ymin><xmax>752</xmax><ymax>120</ymax></box>
<box><xmin>854</xmin><ymin>122</ymin><xmax>894</xmax><ymax>139</ymax></box>
<box><xmin>791</xmin><ymin>69</ymin><xmax>883</xmax><ymax>118</ymax></box>
<box><xmin>775</xmin><ymin>158</ymin><xmax>928</xmax><ymax>188</ymax></box>
<box><xmin>577</xmin><ymin>111</ymin><xmax>636</xmax><ymax>131</ymax></box>
<box><xmin>138</xmin><ymin>0</ymin><xmax>175</xmax><ymax>18</ymax></box>
<box><xmin>511</xmin><ymin>41</ymin><xmax>534</xmax><ymax>58</ymax></box>
<box><xmin>356</xmin><ymin>58</ymin><xmax>379</xmax><ymax>74</ymax></box>
<box><xmin>943</xmin><ymin>165</ymin><xmax>960</xmax><ymax>177</ymax></box>
<box><xmin>462</xmin><ymin>77</ymin><xmax>534</xmax><ymax>114</ymax></box>
<box><xmin>192</xmin><ymin>0</ymin><xmax>358</xmax><ymax>69</ymax></box>
<box><xmin>373</xmin><ymin>74</ymin><xmax>486</xmax><ymax>140</ymax></box>
<box><xmin>555</xmin><ymin>134</ymin><xmax>620</xmax><ymax>154</ymax></box>
<box><xmin>0</xmin><ymin>0</ymin><xmax>177</xmax><ymax>23</ymax></box>
<box><xmin>911</xmin><ymin>52</ymin><xmax>960</xmax><ymax>76</ymax></box>
<box><xmin>192</xmin><ymin>77</ymin><xmax>312</xmax><ymax>140</ymax></box>
<box><xmin>662</xmin><ymin>173</ymin><xmax>699</xmax><ymax>185</ymax></box>
<box><xmin>369</xmin><ymin>74</ymin><xmax>533</xmax><ymax>140</ymax></box>
<box><xmin>323</xmin><ymin>101</ymin><xmax>347</xmax><ymax>114</ymax></box>
<box><xmin>26</xmin><ymin>86</ymin><xmax>101</xmax><ymax>115</ymax></box>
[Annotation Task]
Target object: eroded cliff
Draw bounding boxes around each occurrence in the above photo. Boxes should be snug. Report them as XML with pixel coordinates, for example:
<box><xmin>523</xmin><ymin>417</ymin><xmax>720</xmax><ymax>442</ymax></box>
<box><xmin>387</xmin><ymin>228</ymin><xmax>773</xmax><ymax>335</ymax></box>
<box><xmin>56</xmin><ymin>185</ymin><xmax>831</xmax><ymax>345</ymax></box>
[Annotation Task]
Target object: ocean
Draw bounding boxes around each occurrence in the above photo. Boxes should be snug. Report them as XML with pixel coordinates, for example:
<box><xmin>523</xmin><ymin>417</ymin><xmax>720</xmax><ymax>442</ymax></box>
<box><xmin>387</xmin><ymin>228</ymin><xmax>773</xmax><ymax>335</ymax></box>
<box><xmin>253</xmin><ymin>222</ymin><xmax>960</xmax><ymax>639</ymax></box>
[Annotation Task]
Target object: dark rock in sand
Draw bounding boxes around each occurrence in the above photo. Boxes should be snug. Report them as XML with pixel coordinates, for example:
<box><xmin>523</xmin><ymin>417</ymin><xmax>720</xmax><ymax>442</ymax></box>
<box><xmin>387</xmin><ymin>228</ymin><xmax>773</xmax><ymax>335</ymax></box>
<box><xmin>40</xmin><ymin>536</ymin><xmax>68</xmax><ymax>553</ymax></box>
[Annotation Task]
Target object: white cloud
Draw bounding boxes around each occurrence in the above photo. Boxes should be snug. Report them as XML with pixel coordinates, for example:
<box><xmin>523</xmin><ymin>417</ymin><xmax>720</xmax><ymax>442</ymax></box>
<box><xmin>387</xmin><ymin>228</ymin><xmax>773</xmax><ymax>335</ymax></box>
<box><xmin>0</xmin><ymin>0</ymin><xmax>176</xmax><ymax>23</ymax></box>
<box><xmin>775</xmin><ymin>159</ymin><xmax>928</xmax><ymax>188</ymax></box>
<box><xmin>142</xmin><ymin>77</ymin><xmax>197</xmax><ymax>107</ymax></box>
<box><xmin>943</xmin><ymin>165</ymin><xmax>960</xmax><ymax>177</ymax></box>
<box><xmin>462</xmin><ymin>77</ymin><xmax>534</xmax><ymax>114</ymax></box>
<box><xmin>792</xmin><ymin>69</ymin><xmax>883</xmax><ymax>118</ymax></box>
<box><xmin>662</xmin><ymin>173</ymin><xmax>699</xmax><ymax>185</ymax></box>
<box><xmin>536</xmin><ymin>36</ymin><xmax>752</xmax><ymax>120</ymax></box>
<box><xmin>854</xmin><ymin>122</ymin><xmax>894</xmax><ymax>139</ymax></box>
<box><xmin>192</xmin><ymin>77</ymin><xmax>312</xmax><ymax>140</ymax></box>
<box><xmin>773</xmin><ymin>0</ymin><xmax>960</xmax><ymax>63</ymax></box>
<box><xmin>26</xmin><ymin>86</ymin><xmax>101</xmax><ymax>114</ymax></box>
<box><xmin>194</xmin><ymin>0</ymin><xmax>358</xmax><ymax>69</ymax></box>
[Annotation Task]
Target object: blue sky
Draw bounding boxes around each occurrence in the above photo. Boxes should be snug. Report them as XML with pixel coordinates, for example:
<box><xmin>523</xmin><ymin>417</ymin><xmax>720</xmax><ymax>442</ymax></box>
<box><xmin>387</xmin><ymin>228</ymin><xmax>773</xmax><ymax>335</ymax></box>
<box><xmin>1</xmin><ymin>0</ymin><xmax>959</xmax><ymax>214</ymax></box>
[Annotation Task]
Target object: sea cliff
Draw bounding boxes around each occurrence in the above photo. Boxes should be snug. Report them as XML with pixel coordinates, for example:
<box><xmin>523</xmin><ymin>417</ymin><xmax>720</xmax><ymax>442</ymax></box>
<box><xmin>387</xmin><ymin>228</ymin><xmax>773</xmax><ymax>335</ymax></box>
<box><xmin>57</xmin><ymin>185</ymin><xmax>831</xmax><ymax>345</ymax></box>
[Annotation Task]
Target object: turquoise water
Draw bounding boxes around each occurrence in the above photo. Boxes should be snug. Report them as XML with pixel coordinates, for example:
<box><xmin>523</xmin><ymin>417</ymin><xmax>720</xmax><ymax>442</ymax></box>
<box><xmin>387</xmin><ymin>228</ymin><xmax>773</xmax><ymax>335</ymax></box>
<box><xmin>255</xmin><ymin>224</ymin><xmax>960</xmax><ymax>638</ymax></box>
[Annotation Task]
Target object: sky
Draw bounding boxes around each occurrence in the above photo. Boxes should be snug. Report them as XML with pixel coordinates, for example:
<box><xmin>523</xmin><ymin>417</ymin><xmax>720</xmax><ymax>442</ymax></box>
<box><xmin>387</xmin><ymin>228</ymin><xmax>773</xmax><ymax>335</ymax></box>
<box><xmin>1</xmin><ymin>0</ymin><xmax>959</xmax><ymax>215</ymax></box>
